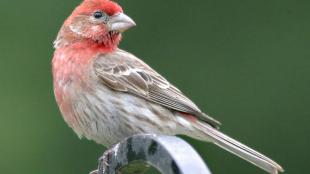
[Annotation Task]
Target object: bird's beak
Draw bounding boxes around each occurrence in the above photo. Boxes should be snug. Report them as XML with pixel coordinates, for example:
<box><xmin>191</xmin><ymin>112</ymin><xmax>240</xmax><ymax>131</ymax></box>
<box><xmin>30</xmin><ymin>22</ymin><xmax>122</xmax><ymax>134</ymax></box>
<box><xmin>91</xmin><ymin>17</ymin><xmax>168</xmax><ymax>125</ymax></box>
<box><xmin>109</xmin><ymin>13</ymin><xmax>136</xmax><ymax>32</ymax></box>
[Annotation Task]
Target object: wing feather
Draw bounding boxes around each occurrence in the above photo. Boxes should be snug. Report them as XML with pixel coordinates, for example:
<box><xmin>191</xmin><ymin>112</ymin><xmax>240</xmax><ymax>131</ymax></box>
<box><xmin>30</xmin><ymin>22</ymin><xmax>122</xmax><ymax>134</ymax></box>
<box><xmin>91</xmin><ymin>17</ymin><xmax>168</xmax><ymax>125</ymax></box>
<box><xmin>93</xmin><ymin>49</ymin><xmax>221</xmax><ymax>127</ymax></box>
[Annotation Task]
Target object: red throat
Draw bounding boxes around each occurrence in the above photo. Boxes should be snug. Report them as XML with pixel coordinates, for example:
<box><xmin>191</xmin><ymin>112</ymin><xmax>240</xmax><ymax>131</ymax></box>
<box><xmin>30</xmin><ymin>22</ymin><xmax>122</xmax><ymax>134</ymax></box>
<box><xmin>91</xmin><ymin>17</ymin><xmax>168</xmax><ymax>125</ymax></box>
<box><xmin>72</xmin><ymin>35</ymin><xmax>121</xmax><ymax>53</ymax></box>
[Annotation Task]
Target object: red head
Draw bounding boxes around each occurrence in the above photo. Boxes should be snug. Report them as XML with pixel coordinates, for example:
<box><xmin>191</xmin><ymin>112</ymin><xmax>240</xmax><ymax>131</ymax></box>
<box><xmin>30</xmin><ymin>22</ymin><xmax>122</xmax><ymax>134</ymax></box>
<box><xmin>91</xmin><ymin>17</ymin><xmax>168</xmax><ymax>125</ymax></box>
<box><xmin>54</xmin><ymin>0</ymin><xmax>136</xmax><ymax>50</ymax></box>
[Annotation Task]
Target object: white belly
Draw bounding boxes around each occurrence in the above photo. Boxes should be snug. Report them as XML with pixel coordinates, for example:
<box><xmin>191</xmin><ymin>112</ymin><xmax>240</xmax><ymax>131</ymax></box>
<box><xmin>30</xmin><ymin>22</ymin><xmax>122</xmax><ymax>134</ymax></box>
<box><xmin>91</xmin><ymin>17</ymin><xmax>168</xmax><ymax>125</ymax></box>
<box><xmin>68</xmin><ymin>84</ymin><xmax>180</xmax><ymax>147</ymax></box>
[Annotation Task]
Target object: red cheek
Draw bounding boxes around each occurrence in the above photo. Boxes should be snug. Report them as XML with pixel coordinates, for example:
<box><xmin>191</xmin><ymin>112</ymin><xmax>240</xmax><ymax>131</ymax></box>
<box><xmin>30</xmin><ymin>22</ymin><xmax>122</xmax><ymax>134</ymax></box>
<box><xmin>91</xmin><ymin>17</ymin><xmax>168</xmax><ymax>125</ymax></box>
<box><xmin>84</xmin><ymin>24</ymin><xmax>108</xmax><ymax>39</ymax></box>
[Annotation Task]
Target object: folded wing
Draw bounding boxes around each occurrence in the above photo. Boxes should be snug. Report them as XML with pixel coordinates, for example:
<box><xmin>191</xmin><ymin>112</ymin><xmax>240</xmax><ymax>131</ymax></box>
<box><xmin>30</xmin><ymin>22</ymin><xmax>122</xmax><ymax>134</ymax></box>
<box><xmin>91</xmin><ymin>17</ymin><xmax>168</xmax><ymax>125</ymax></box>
<box><xmin>93</xmin><ymin>49</ymin><xmax>220</xmax><ymax>127</ymax></box>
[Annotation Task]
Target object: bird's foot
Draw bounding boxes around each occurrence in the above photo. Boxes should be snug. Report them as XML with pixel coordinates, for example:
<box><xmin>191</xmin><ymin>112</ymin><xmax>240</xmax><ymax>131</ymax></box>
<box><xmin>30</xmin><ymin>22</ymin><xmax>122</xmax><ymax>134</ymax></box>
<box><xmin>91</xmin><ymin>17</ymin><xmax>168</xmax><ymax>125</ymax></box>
<box><xmin>89</xmin><ymin>170</ymin><xmax>98</xmax><ymax>174</ymax></box>
<box><xmin>91</xmin><ymin>149</ymin><xmax>113</xmax><ymax>174</ymax></box>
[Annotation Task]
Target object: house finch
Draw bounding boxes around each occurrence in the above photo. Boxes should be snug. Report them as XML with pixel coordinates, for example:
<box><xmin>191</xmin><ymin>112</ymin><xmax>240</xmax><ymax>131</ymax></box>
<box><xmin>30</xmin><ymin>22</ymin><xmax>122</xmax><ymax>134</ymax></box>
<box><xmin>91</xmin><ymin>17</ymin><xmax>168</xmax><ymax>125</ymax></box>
<box><xmin>52</xmin><ymin>0</ymin><xmax>283</xmax><ymax>173</ymax></box>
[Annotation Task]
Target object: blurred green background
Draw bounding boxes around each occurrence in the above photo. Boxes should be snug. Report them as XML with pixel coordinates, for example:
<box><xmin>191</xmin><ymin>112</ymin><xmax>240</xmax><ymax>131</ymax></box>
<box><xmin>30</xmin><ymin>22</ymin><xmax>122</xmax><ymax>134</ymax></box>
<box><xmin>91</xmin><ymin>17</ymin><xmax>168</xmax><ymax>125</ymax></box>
<box><xmin>0</xmin><ymin>0</ymin><xmax>309</xmax><ymax>173</ymax></box>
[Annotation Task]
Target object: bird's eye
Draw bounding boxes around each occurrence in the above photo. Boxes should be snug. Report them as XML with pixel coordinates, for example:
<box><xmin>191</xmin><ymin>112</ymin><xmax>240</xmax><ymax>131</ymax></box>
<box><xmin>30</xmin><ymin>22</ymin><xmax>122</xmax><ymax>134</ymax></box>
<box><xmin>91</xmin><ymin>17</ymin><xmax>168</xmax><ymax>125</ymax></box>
<box><xmin>93</xmin><ymin>11</ymin><xmax>109</xmax><ymax>23</ymax></box>
<box><xmin>93</xmin><ymin>11</ymin><xmax>104</xmax><ymax>19</ymax></box>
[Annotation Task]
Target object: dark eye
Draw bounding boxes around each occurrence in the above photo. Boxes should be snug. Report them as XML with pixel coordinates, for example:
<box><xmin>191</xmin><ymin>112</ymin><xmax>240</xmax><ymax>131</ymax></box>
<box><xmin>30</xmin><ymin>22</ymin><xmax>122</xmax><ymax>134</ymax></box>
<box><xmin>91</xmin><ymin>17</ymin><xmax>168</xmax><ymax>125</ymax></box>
<box><xmin>93</xmin><ymin>11</ymin><xmax>109</xmax><ymax>23</ymax></box>
<box><xmin>93</xmin><ymin>11</ymin><xmax>104</xmax><ymax>19</ymax></box>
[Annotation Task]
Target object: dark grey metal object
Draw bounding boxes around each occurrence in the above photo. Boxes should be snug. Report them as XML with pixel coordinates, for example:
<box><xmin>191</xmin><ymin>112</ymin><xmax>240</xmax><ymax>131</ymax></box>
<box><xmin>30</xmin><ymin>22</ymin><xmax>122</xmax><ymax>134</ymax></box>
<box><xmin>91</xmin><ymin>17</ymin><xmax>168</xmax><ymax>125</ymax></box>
<box><xmin>93</xmin><ymin>134</ymin><xmax>212</xmax><ymax>174</ymax></box>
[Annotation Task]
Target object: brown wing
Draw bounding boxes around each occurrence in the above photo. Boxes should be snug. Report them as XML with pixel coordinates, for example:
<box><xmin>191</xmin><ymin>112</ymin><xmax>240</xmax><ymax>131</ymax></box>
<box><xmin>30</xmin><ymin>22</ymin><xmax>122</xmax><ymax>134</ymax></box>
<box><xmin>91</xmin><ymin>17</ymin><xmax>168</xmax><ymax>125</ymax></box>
<box><xmin>93</xmin><ymin>49</ymin><xmax>221</xmax><ymax>128</ymax></box>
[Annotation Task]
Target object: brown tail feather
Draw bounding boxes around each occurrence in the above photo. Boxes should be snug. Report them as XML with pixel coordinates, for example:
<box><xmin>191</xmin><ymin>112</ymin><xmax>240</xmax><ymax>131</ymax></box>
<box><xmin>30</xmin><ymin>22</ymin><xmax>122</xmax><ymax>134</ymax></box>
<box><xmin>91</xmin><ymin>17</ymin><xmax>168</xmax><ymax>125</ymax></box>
<box><xmin>192</xmin><ymin>121</ymin><xmax>284</xmax><ymax>174</ymax></box>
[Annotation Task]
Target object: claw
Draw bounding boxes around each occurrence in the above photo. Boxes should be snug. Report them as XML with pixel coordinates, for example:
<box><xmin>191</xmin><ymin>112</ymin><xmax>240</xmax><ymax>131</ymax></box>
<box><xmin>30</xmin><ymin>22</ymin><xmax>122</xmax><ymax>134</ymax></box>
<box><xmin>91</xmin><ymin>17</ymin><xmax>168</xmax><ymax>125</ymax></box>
<box><xmin>89</xmin><ymin>170</ymin><xmax>98</xmax><ymax>174</ymax></box>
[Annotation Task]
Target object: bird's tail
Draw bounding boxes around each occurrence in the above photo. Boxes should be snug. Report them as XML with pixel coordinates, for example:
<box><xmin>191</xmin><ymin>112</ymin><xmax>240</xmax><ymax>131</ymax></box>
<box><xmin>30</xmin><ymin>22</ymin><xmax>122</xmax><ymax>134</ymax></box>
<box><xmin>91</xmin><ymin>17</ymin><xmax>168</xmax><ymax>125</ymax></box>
<box><xmin>191</xmin><ymin>121</ymin><xmax>284</xmax><ymax>174</ymax></box>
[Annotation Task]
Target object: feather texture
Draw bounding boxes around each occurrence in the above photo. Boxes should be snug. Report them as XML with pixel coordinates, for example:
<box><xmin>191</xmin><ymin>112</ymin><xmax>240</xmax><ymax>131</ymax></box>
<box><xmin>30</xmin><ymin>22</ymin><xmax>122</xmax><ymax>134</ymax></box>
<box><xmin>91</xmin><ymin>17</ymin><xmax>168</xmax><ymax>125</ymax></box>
<box><xmin>192</xmin><ymin>122</ymin><xmax>284</xmax><ymax>174</ymax></box>
<box><xmin>94</xmin><ymin>49</ymin><xmax>221</xmax><ymax>127</ymax></box>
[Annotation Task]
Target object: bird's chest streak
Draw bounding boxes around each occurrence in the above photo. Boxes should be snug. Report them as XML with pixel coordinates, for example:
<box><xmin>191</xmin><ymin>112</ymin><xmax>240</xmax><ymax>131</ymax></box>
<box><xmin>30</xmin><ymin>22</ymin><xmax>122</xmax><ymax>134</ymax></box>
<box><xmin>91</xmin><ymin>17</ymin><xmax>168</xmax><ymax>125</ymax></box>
<box><xmin>52</xmin><ymin>46</ymin><xmax>101</xmax><ymax>130</ymax></box>
<box><xmin>53</xmin><ymin>43</ymin><xmax>113</xmax><ymax>90</ymax></box>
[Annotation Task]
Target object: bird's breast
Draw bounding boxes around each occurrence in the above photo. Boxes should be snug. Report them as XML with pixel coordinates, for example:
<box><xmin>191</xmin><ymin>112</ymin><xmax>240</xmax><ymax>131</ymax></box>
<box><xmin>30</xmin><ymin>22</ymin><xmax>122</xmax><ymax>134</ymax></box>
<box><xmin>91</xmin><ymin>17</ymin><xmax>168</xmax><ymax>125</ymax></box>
<box><xmin>51</xmin><ymin>48</ymin><xmax>184</xmax><ymax>146</ymax></box>
<box><xmin>52</xmin><ymin>47</ymin><xmax>98</xmax><ymax>136</ymax></box>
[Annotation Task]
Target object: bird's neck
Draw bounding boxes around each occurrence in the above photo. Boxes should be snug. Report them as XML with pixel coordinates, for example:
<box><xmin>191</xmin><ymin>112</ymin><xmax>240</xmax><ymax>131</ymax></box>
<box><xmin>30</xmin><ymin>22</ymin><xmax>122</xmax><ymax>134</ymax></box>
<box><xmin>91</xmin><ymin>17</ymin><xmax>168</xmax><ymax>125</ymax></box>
<box><xmin>54</xmin><ymin>27</ymin><xmax>120</xmax><ymax>53</ymax></box>
<box><xmin>65</xmin><ymin>39</ymin><xmax>118</xmax><ymax>53</ymax></box>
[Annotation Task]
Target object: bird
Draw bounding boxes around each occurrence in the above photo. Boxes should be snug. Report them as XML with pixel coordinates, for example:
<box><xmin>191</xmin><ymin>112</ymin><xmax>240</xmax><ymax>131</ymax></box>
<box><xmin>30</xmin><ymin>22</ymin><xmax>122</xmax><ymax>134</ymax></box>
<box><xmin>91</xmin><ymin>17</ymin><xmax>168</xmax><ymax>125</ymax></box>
<box><xmin>52</xmin><ymin>0</ymin><xmax>283</xmax><ymax>173</ymax></box>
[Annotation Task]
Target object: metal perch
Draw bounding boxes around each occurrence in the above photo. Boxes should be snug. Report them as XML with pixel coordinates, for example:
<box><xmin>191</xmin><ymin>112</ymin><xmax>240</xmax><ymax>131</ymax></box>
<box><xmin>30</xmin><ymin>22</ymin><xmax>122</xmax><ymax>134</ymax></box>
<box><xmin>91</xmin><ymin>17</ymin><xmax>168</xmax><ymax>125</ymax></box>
<box><xmin>92</xmin><ymin>134</ymin><xmax>212</xmax><ymax>174</ymax></box>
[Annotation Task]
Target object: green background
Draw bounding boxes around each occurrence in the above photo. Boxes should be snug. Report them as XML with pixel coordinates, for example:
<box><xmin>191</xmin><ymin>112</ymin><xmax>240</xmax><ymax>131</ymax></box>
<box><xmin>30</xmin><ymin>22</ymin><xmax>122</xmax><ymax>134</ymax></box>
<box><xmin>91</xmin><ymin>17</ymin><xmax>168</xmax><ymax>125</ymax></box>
<box><xmin>0</xmin><ymin>0</ymin><xmax>309</xmax><ymax>173</ymax></box>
